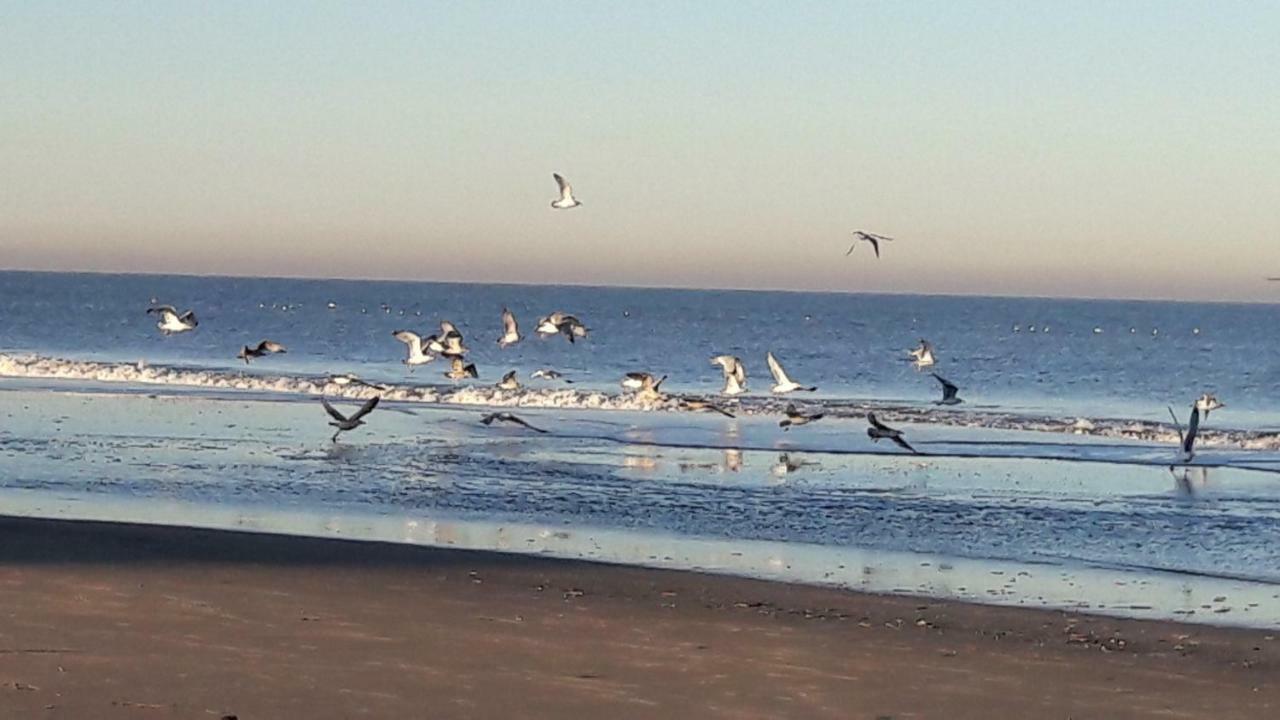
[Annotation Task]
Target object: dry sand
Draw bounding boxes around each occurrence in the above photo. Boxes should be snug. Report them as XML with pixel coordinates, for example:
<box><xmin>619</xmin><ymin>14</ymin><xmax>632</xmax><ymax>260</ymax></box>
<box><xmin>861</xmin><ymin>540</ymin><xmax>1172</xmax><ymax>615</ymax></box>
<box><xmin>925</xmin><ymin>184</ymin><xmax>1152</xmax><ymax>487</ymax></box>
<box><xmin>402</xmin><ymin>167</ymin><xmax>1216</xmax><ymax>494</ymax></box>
<box><xmin>0</xmin><ymin>515</ymin><xmax>1276</xmax><ymax>719</ymax></box>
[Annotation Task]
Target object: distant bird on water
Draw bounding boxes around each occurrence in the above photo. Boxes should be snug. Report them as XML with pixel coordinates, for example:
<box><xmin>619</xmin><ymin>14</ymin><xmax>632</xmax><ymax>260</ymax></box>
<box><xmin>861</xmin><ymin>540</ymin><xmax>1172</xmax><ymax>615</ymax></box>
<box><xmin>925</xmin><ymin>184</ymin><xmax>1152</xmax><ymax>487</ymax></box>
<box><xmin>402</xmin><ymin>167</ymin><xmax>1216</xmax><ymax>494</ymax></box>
<box><xmin>931</xmin><ymin>373</ymin><xmax>963</xmax><ymax>405</ymax></box>
<box><xmin>550</xmin><ymin>173</ymin><xmax>581</xmax><ymax>209</ymax></box>
<box><xmin>480</xmin><ymin>412</ymin><xmax>548</xmax><ymax>434</ymax></box>
<box><xmin>845</xmin><ymin>231</ymin><xmax>894</xmax><ymax>258</ymax></box>
<box><xmin>779</xmin><ymin>404</ymin><xmax>824</xmax><ymax>430</ymax></box>
<box><xmin>237</xmin><ymin>340</ymin><xmax>286</xmax><ymax>364</ymax></box>
<box><xmin>321</xmin><ymin>396</ymin><xmax>380</xmax><ymax>443</ymax></box>
<box><xmin>1195</xmin><ymin>393</ymin><xmax>1224</xmax><ymax>419</ymax></box>
<box><xmin>766</xmin><ymin>351</ymin><xmax>817</xmax><ymax>394</ymax></box>
<box><xmin>497</xmin><ymin>308</ymin><xmax>520</xmax><ymax>347</ymax></box>
<box><xmin>710</xmin><ymin>355</ymin><xmax>747</xmax><ymax>396</ymax></box>
<box><xmin>866</xmin><ymin>413</ymin><xmax>920</xmax><ymax>454</ymax></box>
<box><xmin>147</xmin><ymin>304</ymin><xmax>198</xmax><ymax>335</ymax></box>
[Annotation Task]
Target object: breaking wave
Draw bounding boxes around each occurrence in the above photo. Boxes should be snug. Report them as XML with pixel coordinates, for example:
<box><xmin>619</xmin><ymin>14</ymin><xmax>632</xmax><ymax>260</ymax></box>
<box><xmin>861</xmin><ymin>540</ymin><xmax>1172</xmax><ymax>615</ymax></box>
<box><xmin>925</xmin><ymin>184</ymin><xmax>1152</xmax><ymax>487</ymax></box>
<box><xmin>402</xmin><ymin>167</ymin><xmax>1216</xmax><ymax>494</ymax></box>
<box><xmin>4</xmin><ymin>352</ymin><xmax>1279</xmax><ymax>451</ymax></box>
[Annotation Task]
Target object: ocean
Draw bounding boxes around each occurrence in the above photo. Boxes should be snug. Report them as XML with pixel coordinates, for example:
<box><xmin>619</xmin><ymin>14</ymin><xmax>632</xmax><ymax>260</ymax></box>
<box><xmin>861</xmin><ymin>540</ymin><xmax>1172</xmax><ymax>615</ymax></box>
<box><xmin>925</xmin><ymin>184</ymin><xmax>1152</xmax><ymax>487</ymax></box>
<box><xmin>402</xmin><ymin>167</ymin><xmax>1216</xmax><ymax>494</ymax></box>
<box><xmin>2</xmin><ymin>270</ymin><xmax>1279</xmax><ymax>627</ymax></box>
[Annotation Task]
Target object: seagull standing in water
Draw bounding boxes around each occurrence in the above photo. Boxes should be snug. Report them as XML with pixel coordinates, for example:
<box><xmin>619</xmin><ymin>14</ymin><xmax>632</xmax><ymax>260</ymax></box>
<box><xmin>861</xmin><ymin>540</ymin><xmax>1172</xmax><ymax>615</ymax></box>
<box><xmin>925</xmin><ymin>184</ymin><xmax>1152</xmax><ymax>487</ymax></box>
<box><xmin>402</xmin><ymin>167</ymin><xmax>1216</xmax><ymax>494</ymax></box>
<box><xmin>766</xmin><ymin>352</ymin><xmax>817</xmax><ymax>394</ymax></box>
<box><xmin>866</xmin><ymin>413</ymin><xmax>920</xmax><ymax>454</ymax></box>
<box><xmin>480</xmin><ymin>412</ymin><xmax>548</xmax><ymax>433</ymax></box>
<box><xmin>237</xmin><ymin>340</ymin><xmax>287</xmax><ymax>364</ymax></box>
<box><xmin>147</xmin><ymin>304</ymin><xmax>198</xmax><ymax>335</ymax></box>
<box><xmin>931</xmin><ymin>373</ymin><xmax>963</xmax><ymax>405</ymax></box>
<box><xmin>496</xmin><ymin>370</ymin><xmax>521</xmax><ymax>390</ymax></box>
<box><xmin>908</xmin><ymin>339</ymin><xmax>936</xmax><ymax>370</ymax></box>
<box><xmin>550</xmin><ymin>173</ymin><xmax>581</xmax><ymax>209</ymax></box>
<box><xmin>845</xmin><ymin>231</ymin><xmax>894</xmax><ymax>258</ymax></box>
<box><xmin>779</xmin><ymin>404</ymin><xmax>824</xmax><ymax>430</ymax></box>
<box><xmin>497</xmin><ymin>308</ymin><xmax>520</xmax><ymax>347</ymax></box>
<box><xmin>1168</xmin><ymin>403</ymin><xmax>1200</xmax><ymax>463</ymax></box>
<box><xmin>1195</xmin><ymin>393</ymin><xmax>1224</xmax><ymax>419</ymax></box>
<box><xmin>321</xmin><ymin>396</ymin><xmax>380</xmax><ymax>443</ymax></box>
<box><xmin>710</xmin><ymin>355</ymin><xmax>747</xmax><ymax>396</ymax></box>
<box><xmin>392</xmin><ymin>330</ymin><xmax>436</xmax><ymax>370</ymax></box>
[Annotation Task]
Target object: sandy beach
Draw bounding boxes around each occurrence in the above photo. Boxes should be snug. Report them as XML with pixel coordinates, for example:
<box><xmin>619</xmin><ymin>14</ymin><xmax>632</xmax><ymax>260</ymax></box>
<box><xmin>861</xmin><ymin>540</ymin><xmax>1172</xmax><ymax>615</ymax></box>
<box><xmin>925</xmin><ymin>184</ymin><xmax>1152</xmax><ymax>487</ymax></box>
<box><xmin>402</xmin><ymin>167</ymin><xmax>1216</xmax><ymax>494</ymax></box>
<box><xmin>0</xmin><ymin>516</ymin><xmax>1273</xmax><ymax>719</ymax></box>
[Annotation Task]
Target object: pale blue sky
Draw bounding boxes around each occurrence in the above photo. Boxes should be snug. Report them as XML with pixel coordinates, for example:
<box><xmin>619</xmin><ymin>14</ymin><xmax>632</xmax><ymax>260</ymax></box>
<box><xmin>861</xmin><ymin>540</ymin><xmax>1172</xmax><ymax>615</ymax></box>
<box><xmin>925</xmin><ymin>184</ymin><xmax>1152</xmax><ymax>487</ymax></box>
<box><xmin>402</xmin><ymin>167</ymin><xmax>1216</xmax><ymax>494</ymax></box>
<box><xmin>2</xmin><ymin>1</ymin><xmax>1278</xmax><ymax>300</ymax></box>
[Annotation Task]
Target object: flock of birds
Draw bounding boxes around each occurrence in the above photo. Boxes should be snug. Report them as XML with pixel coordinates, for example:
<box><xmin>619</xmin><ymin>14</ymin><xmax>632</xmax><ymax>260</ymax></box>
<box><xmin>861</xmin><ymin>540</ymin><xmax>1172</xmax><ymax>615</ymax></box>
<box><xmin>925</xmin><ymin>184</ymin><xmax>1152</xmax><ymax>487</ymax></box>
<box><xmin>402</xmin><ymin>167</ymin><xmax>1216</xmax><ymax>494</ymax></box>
<box><xmin>143</xmin><ymin>173</ymin><xmax>1225</xmax><ymax>462</ymax></box>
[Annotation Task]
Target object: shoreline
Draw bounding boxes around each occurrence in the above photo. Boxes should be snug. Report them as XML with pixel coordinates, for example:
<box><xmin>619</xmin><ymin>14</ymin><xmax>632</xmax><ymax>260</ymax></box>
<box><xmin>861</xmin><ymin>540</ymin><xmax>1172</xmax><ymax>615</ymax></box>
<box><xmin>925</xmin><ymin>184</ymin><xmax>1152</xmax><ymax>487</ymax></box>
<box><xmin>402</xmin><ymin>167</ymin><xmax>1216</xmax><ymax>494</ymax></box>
<box><xmin>1</xmin><ymin>515</ymin><xmax>1276</xmax><ymax>718</ymax></box>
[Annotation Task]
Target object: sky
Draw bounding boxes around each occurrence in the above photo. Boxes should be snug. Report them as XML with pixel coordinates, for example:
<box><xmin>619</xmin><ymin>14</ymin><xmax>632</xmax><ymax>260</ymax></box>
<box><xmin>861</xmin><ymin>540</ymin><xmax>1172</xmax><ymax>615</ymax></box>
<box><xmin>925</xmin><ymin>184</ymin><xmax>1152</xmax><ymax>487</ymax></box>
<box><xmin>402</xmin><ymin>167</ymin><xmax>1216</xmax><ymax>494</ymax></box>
<box><xmin>2</xmin><ymin>1</ymin><xmax>1278</xmax><ymax>301</ymax></box>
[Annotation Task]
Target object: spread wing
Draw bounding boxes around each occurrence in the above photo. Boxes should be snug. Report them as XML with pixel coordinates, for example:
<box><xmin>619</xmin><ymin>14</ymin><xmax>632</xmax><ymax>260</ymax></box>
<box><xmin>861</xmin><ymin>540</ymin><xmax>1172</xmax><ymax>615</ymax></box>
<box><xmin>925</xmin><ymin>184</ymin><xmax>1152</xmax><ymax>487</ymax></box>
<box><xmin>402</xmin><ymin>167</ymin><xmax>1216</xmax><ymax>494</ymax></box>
<box><xmin>147</xmin><ymin>304</ymin><xmax>178</xmax><ymax>316</ymax></box>
<box><xmin>509</xmin><ymin>415</ymin><xmax>549</xmax><ymax>433</ymax></box>
<box><xmin>393</xmin><ymin>330</ymin><xmax>421</xmax><ymax>346</ymax></box>
<box><xmin>932</xmin><ymin>373</ymin><xmax>958</xmax><ymax>400</ymax></box>
<box><xmin>321</xmin><ymin>398</ymin><xmax>347</xmax><ymax>422</ymax></box>
<box><xmin>1184</xmin><ymin>406</ymin><xmax>1200</xmax><ymax>455</ymax></box>
<box><xmin>502</xmin><ymin>308</ymin><xmax>518</xmax><ymax>334</ymax></box>
<box><xmin>348</xmin><ymin>395</ymin><xmax>381</xmax><ymax>422</ymax></box>
<box><xmin>766</xmin><ymin>352</ymin><xmax>791</xmax><ymax>385</ymax></box>
<box><xmin>553</xmin><ymin>173</ymin><xmax>574</xmax><ymax>200</ymax></box>
<box><xmin>1167</xmin><ymin>406</ymin><xmax>1186</xmax><ymax>448</ymax></box>
<box><xmin>891</xmin><ymin>435</ymin><xmax>920</xmax><ymax>454</ymax></box>
<box><xmin>867</xmin><ymin>412</ymin><xmax>892</xmax><ymax>431</ymax></box>
<box><xmin>179</xmin><ymin>310</ymin><xmax>197</xmax><ymax>323</ymax></box>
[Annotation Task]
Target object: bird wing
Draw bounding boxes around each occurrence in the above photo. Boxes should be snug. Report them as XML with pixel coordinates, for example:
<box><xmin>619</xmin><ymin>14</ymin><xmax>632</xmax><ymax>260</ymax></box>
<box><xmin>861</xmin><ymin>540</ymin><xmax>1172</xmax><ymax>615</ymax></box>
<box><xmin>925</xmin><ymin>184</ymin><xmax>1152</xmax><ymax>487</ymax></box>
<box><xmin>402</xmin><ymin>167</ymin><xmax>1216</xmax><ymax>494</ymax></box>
<box><xmin>709</xmin><ymin>403</ymin><xmax>735</xmax><ymax>418</ymax></box>
<box><xmin>1167</xmin><ymin>406</ymin><xmax>1186</xmax><ymax>448</ymax></box>
<box><xmin>867</xmin><ymin>412</ymin><xmax>892</xmax><ymax>431</ymax></box>
<box><xmin>766</xmin><ymin>352</ymin><xmax>790</xmax><ymax>385</ymax></box>
<box><xmin>845</xmin><ymin>243</ymin><xmax>857</xmax><ymax>256</ymax></box>
<box><xmin>502</xmin><ymin>308</ymin><xmax>518</xmax><ymax>334</ymax></box>
<box><xmin>393</xmin><ymin>330</ymin><xmax>421</xmax><ymax>346</ymax></box>
<box><xmin>480</xmin><ymin>413</ymin><xmax>497</xmax><ymax>425</ymax></box>
<box><xmin>146</xmin><ymin>304</ymin><xmax>178</xmax><ymax>316</ymax></box>
<box><xmin>348</xmin><ymin>395</ymin><xmax>381</xmax><ymax>422</ymax></box>
<box><xmin>932</xmin><ymin>373</ymin><xmax>958</xmax><ymax>400</ymax></box>
<box><xmin>868</xmin><ymin>237</ymin><xmax>880</xmax><ymax>258</ymax></box>
<box><xmin>891</xmin><ymin>435</ymin><xmax>920</xmax><ymax>454</ymax></box>
<box><xmin>321</xmin><ymin>398</ymin><xmax>348</xmax><ymax>422</ymax></box>
<box><xmin>1185</xmin><ymin>406</ymin><xmax>1200</xmax><ymax>455</ymax></box>
<box><xmin>179</xmin><ymin>310</ymin><xmax>197</xmax><ymax>323</ymax></box>
<box><xmin>510</xmin><ymin>415</ymin><xmax>549</xmax><ymax>433</ymax></box>
<box><xmin>553</xmin><ymin>173</ymin><xmax>574</xmax><ymax>200</ymax></box>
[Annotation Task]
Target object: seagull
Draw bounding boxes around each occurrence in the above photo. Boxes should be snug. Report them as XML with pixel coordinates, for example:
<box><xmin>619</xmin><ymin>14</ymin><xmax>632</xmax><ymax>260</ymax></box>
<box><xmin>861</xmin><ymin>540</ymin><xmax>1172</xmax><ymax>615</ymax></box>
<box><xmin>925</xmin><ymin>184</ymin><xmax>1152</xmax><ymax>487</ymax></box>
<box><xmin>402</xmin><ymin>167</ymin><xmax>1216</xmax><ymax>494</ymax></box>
<box><xmin>480</xmin><ymin>412</ymin><xmax>548</xmax><ymax>433</ymax></box>
<box><xmin>327</xmin><ymin>373</ymin><xmax>388</xmax><ymax>391</ymax></box>
<box><xmin>392</xmin><ymin>330</ymin><xmax>436</xmax><ymax>369</ymax></box>
<box><xmin>766</xmin><ymin>352</ymin><xmax>816</xmax><ymax>394</ymax></box>
<box><xmin>496</xmin><ymin>370</ymin><xmax>521</xmax><ymax>390</ymax></box>
<box><xmin>710</xmin><ymin>355</ymin><xmax>747</xmax><ymax>395</ymax></box>
<box><xmin>444</xmin><ymin>356</ymin><xmax>479</xmax><ymax>380</ymax></box>
<box><xmin>531</xmin><ymin>368</ymin><xmax>573</xmax><ymax>383</ymax></box>
<box><xmin>550</xmin><ymin>173</ymin><xmax>581</xmax><ymax>209</ymax></box>
<box><xmin>146</xmin><ymin>304</ymin><xmax>198</xmax><ymax>335</ymax></box>
<box><xmin>237</xmin><ymin>340</ymin><xmax>287</xmax><ymax>364</ymax></box>
<box><xmin>536</xmin><ymin>312</ymin><xmax>588</xmax><ymax>342</ymax></box>
<box><xmin>908</xmin><ymin>339</ymin><xmax>936</xmax><ymax>370</ymax></box>
<box><xmin>440</xmin><ymin>331</ymin><xmax>468</xmax><ymax>357</ymax></box>
<box><xmin>845</xmin><ymin>230</ymin><xmax>894</xmax><ymax>258</ymax></box>
<box><xmin>439</xmin><ymin>320</ymin><xmax>459</xmax><ymax>336</ymax></box>
<box><xmin>779</xmin><ymin>404</ymin><xmax>824</xmax><ymax>430</ymax></box>
<box><xmin>621</xmin><ymin>372</ymin><xmax>666</xmax><ymax>400</ymax></box>
<box><xmin>866</xmin><ymin>413</ymin><xmax>920</xmax><ymax>454</ymax></box>
<box><xmin>678</xmin><ymin>398</ymin><xmax>736</xmax><ymax>418</ymax></box>
<box><xmin>931</xmin><ymin>373</ymin><xmax>963</xmax><ymax>405</ymax></box>
<box><xmin>321</xmin><ymin>396</ymin><xmax>380</xmax><ymax>443</ymax></box>
<box><xmin>1194</xmin><ymin>393</ymin><xmax>1224</xmax><ymax>420</ymax></box>
<box><xmin>1168</xmin><ymin>403</ymin><xmax>1200</xmax><ymax>462</ymax></box>
<box><xmin>497</xmin><ymin>308</ymin><xmax>520</xmax><ymax>347</ymax></box>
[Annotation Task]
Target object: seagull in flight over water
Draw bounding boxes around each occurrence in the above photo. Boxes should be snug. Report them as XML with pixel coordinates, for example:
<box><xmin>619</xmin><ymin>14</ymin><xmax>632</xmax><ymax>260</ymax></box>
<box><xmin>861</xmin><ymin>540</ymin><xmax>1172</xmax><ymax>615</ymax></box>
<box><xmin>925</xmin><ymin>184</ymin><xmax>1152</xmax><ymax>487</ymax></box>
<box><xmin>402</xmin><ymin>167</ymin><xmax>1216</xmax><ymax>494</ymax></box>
<box><xmin>444</xmin><ymin>356</ymin><xmax>479</xmax><ymax>380</ymax></box>
<box><xmin>480</xmin><ymin>412</ymin><xmax>548</xmax><ymax>433</ymax></box>
<box><xmin>846</xmin><ymin>231</ymin><xmax>894</xmax><ymax>258</ymax></box>
<box><xmin>147</xmin><ymin>304</ymin><xmax>198</xmax><ymax>335</ymax></box>
<box><xmin>908</xmin><ymin>339</ymin><xmax>936</xmax><ymax>370</ymax></box>
<box><xmin>766</xmin><ymin>351</ymin><xmax>817</xmax><ymax>394</ymax></box>
<box><xmin>1195</xmin><ymin>393</ymin><xmax>1224</xmax><ymax>419</ymax></box>
<box><xmin>866</xmin><ymin>413</ymin><xmax>920</xmax><ymax>454</ymax></box>
<box><xmin>710</xmin><ymin>355</ymin><xmax>747</xmax><ymax>396</ymax></box>
<box><xmin>779</xmin><ymin>404</ymin><xmax>824</xmax><ymax>430</ymax></box>
<box><xmin>498</xmin><ymin>308</ymin><xmax>520</xmax><ymax>347</ymax></box>
<box><xmin>496</xmin><ymin>370</ymin><xmax>521</xmax><ymax>390</ymax></box>
<box><xmin>321</xmin><ymin>396</ymin><xmax>380</xmax><ymax>443</ymax></box>
<box><xmin>237</xmin><ymin>340</ymin><xmax>287</xmax><ymax>364</ymax></box>
<box><xmin>1168</xmin><ymin>403</ymin><xmax>1200</xmax><ymax>463</ymax></box>
<box><xmin>550</xmin><ymin>173</ymin><xmax>581</xmax><ymax>209</ymax></box>
<box><xmin>392</xmin><ymin>330</ymin><xmax>436</xmax><ymax>369</ymax></box>
<box><xmin>931</xmin><ymin>373</ymin><xmax>963</xmax><ymax>405</ymax></box>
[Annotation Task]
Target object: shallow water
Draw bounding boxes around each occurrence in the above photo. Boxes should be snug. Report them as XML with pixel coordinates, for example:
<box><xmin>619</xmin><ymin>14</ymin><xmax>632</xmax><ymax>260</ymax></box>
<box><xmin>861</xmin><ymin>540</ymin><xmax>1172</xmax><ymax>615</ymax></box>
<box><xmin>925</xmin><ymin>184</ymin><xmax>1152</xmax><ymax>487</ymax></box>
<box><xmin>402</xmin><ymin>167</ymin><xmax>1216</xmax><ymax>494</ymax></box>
<box><xmin>2</xmin><ymin>272</ymin><xmax>1280</xmax><ymax>628</ymax></box>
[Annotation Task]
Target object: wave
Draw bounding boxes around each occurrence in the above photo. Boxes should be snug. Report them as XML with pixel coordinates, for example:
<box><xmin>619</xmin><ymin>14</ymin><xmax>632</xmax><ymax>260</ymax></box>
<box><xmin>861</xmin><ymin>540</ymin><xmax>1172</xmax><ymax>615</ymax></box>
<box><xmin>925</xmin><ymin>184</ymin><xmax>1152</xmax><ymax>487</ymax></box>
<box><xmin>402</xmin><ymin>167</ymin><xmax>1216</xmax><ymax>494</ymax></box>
<box><xmin>4</xmin><ymin>352</ymin><xmax>1280</xmax><ymax>451</ymax></box>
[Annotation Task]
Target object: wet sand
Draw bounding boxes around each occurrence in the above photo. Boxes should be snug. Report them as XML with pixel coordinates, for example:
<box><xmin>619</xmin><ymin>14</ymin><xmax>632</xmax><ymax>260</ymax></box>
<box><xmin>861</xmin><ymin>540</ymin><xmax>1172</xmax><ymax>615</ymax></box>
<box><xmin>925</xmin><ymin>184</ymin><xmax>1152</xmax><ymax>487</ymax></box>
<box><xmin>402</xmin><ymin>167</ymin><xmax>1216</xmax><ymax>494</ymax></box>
<box><xmin>0</xmin><ymin>516</ymin><xmax>1276</xmax><ymax>719</ymax></box>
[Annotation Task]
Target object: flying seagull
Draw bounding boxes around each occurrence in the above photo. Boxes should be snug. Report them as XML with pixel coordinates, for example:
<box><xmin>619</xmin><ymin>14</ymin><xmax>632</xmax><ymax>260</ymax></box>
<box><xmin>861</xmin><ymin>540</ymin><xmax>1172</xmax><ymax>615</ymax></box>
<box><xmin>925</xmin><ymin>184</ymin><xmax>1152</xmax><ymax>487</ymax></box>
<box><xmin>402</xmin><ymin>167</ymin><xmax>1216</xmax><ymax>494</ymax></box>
<box><xmin>498</xmin><ymin>308</ymin><xmax>520</xmax><ymax>348</ymax></box>
<box><xmin>931</xmin><ymin>373</ymin><xmax>963</xmax><ymax>405</ymax></box>
<box><xmin>710</xmin><ymin>355</ymin><xmax>747</xmax><ymax>396</ymax></box>
<box><xmin>392</xmin><ymin>330</ymin><xmax>437</xmax><ymax>369</ymax></box>
<box><xmin>327</xmin><ymin>373</ymin><xmax>388</xmax><ymax>391</ymax></box>
<box><xmin>444</xmin><ymin>356</ymin><xmax>479</xmax><ymax>380</ymax></box>
<box><xmin>481</xmin><ymin>412</ymin><xmax>549</xmax><ymax>434</ymax></box>
<box><xmin>678</xmin><ymin>398</ymin><xmax>736</xmax><ymax>418</ymax></box>
<box><xmin>908</xmin><ymin>339</ymin><xmax>936</xmax><ymax>370</ymax></box>
<box><xmin>321</xmin><ymin>396</ymin><xmax>380</xmax><ymax>443</ymax></box>
<box><xmin>866</xmin><ymin>412</ymin><xmax>920</xmax><ymax>454</ymax></box>
<box><xmin>846</xmin><ymin>230</ymin><xmax>894</xmax><ymax>258</ymax></box>
<box><xmin>550</xmin><ymin>173</ymin><xmax>581</xmax><ymax>209</ymax></box>
<box><xmin>766</xmin><ymin>351</ymin><xmax>816</xmax><ymax>394</ymax></box>
<box><xmin>496</xmin><ymin>370</ymin><xmax>521</xmax><ymax>390</ymax></box>
<box><xmin>237</xmin><ymin>340</ymin><xmax>287</xmax><ymax>364</ymax></box>
<box><xmin>147</xmin><ymin>304</ymin><xmax>198</xmax><ymax>335</ymax></box>
<box><xmin>622</xmin><ymin>372</ymin><xmax>666</xmax><ymax>400</ymax></box>
<box><xmin>531</xmin><ymin>368</ymin><xmax>573</xmax><ymax>383</ymax></box>
<box><xmin>779</xmin><ymin>404</ymin><xmax>824</xmax><ymax>430</ymax></box>
<box><xmin>1168</xmin><ymin>403</ymin><xmax>1200</xmax><ymax>462</ymax></box>
<box><xmin>1195</xmin><ymin>393</ymin><xmax>1224</xmax><ymax>419</ymax></box>
<box><xmin>536</xmin><ymin>312</ymin><xmax>588</xmax><ymax>342</ymax></box>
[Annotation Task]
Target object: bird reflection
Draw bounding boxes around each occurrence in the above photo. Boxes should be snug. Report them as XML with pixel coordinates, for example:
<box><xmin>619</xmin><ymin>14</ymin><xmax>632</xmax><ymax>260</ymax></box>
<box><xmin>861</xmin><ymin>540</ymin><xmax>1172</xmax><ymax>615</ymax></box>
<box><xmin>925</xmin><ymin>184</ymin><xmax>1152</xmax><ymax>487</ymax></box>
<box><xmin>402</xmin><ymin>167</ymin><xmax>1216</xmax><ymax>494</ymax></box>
<box><xmin>1170</xmin><ymin>466</ymin><xmax>1210</xmax><ymax>497</ymax></box>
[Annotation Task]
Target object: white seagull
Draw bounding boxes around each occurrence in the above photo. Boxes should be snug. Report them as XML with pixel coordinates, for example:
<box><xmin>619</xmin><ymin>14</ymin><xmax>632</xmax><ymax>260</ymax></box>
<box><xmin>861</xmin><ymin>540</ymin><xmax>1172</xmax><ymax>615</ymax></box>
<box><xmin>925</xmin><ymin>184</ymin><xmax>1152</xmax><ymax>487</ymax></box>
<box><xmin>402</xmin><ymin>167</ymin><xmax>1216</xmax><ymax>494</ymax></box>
<box><xmin>766</xmin><ymin>351</ymin><xmax>816</xmax><ymax>394</ymax></box>
<box><xmin>321</xmin><ymin>396</ymin><xmax>380</xmax><ymax>443</ymax></box>
<box><xmin>392</xmin><ymin>330</ymin><xmax>436</xmax><ymax>369</ymax></box>
<box><xmin>1195</xmin><ymin>393</ymin><xmax>1224</xmax><ymax>419</ymax></box>
<box><xmin>147</xmin><ymin>304</ymin><xmax>198</xmax><ymax>335</ymax></box>
<box><xmin>908</xmin><ymin>339</ymin><xmax>936</xmax><ymax>370</ymax></box>
<box><xmin>237</xmin><ymin>340</ymin><xmax>287</xmax><ymax>364</ymax></box>
<box><xmin>710</xmin><ymin>355</ymin><xmax>747</xmax><ymax>396</ymax></box>
<box><xmin>498</xmin><ymin>308</ymin><xmax>520</xmax><ymax>347</ymax></box>
<box><xmin>550</xmin><ymin>173</ymin><xmax>581</xmax><ymax>209</ymax></box>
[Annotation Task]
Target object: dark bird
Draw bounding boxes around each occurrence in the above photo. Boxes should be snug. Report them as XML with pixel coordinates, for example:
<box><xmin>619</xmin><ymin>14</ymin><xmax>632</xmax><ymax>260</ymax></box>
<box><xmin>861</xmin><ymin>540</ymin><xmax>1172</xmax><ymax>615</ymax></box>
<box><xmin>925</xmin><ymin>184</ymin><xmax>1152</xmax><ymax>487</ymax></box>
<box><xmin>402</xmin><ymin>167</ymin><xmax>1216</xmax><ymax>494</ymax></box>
<box><xmin>846</xmin><ymin>230</ymin><xmax>894</xmax><ymax>258</ymax></box>
<box><xmin>866</xmin><ymin>412</ymin><xmax>920</xmax><ymax>454</ymax></box>
<box><xmin>678</xmin><ymin>398</ymin><xmax>736</xmax><ymax>418</ymax></box>
<box><xmin>1168</xmin><ymin>404</ymin><xmax>1200</xmax><ymax>462</ymax></box>
<box><xmin>480</xmin><ymin>412</ymin><xmax>549</xmax><ymax>433</ymax></box>
<box><xmin>444</xmin><ymin>356</ymin><xmax>479</xmax><ymax>380</ymax></box>
<box><xmin>779</xmin><ymin>404</ymin><xmax>824</xmax><ymax>430</ymax></box>
<box><xmin>931</xmin><ymin>373</ymin><xmax>963</xmax><ymax>405</ymax></box>
<box><xmin>496</xmin><ymin>370</ymin><xmax>521</xmax><ymax>390</ymax></box>
<box><xmin>321</xmin><ymin>396</ymin><xmax>380</xmax><ymax>443</ymax></box>
<box><xmin>237</xmin><ymin>340</ymin><xmax>287</xmax><ymax>364</ymax></box>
